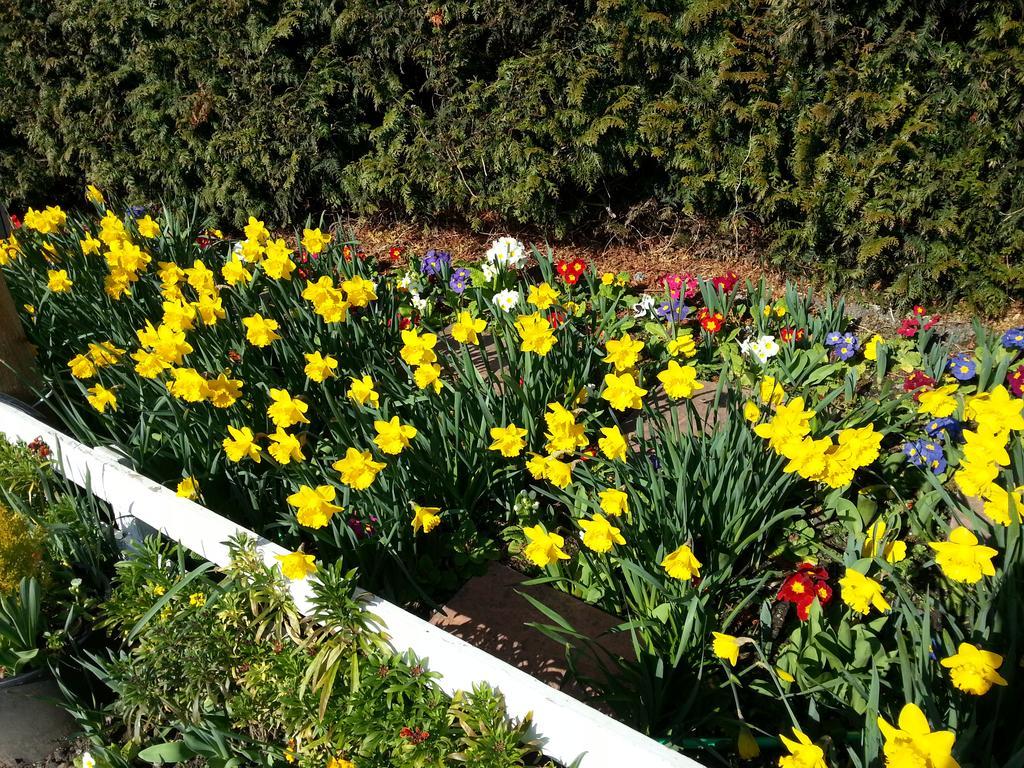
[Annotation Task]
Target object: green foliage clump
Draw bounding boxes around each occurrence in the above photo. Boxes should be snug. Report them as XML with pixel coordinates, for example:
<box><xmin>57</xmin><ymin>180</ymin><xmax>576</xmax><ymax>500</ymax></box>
<box><xmin>0</xmin><ymin>503</ymin><xmax>44</xmax><ymax>596</ymax></box>
<box><xmin>82</xmin><ymin>536</ymin><xmax>546</xmax><ymax>768</ymax></box>
<box><xmin>1</xmin><ymin>1</ymin><xmax>1022</xmax><ymax>308</ymax></box>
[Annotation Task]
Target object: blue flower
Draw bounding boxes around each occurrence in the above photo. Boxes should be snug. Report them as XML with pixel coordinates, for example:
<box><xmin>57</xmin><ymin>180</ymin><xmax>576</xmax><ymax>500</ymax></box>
<box><xmin>927</xmin><ymin>454</ymin><xmax>947</xmax><ymax>474</ymax></box>
<box><xmin>420</xmin><ymin>249</ymin><xmax>451</xmax><ymax>277</ymax></box>
<box><xmin>449</xmin><ymin>267</ymin><xmax>471</xmax><ymax>295</ymax></box>
<box><xmin>824</xmin><ymin>331</ymin><xmax>844</xmax><ymax>346</ymax></box>
<box><xmin>925</xmin><ymin>417</ymin><xmax>962</xmax><ymax>442</ymax></box>
<box><xmin>946</xmin><ymin>353</ymin><xmax>976</xmax><ymax>381</ymax></box>
<box><xmin>653</xmin><ymin>299</ymin><xmax>691</xmax><ymax>323</ymax></box>
<box><xmin>903</xmin><ymin>440</ymin><xmax>924</xmax><ymax>466</ymax></box>
<box><xmin>833</xmin><ymin>342</ymin><xmax>857</xmax><ymax>361</ymax></box>
<box><xmin>919</xmin><ymin>440</ymin><xmax>944</xmax><ymax>462</ymax></box>
<box><xmin>1002</xmin><ymin>327</ymin><xmax>1024</xmax><ymax>349</ymax></box>
<box><xmin>841</xmin><ymin>332</ymin><xmax>860</xmax><ymax>350</ymax></box>
<box><xmin>126</xmin><ymin>205</ymin><xmax>146</xmax><ymax>218</ymax></box>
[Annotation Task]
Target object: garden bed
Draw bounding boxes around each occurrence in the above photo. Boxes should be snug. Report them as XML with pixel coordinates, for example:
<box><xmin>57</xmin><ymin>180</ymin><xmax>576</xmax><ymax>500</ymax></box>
<box><xmin>0</xmin><ymin>398</ymin><xmax>694</xmax><ymax>768</ymax></box>
<box><xmin>1</xmin><ymin>199</ymin><xmax>1022</xmax><ymax>767</ymax></box>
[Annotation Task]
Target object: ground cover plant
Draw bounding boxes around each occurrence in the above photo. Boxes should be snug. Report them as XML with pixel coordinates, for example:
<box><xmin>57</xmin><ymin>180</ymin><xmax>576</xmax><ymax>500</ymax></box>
<box><xmin>0</xmin><ymin>434</ymin><xmax>117</xmax><ymax>678</ymax></box>
<box><xmin>65</xmin><ymin>535</ymin><xmax>550</xmax><ymax>768</ymax></box>
<box><xmin>1</xmin><ymin>196</ymin><xmax>1023</xmax><ymax>766</ymax></box>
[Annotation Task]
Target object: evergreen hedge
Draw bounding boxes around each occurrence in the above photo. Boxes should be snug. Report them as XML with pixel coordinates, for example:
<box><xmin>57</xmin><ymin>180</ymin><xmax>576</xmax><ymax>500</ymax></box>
<box><xmin>1</xmin><ymin>1</ymin><xmax>1022</xmax><ymax>309</ymax></box>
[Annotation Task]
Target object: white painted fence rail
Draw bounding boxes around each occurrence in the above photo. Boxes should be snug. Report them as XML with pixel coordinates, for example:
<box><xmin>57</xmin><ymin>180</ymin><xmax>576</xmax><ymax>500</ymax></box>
<box><xmin>0</xmin><ymin>399</ymin><xmax>702</xmax><ymax>768</ymax></box>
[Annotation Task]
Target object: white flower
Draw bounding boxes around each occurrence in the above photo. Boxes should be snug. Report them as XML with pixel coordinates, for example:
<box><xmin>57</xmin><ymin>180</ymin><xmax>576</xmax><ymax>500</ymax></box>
<box><xmin>410</xmin><ymin>292</ymin><xmax>428</xmax><ymax>312</ymax></box>
<box><xmin>632</xmin><ymin>294</ymin><xmax>656</xmax><ymax>318</ymax></box>
<box><xmin>81</xmin><ymin>752</ymin><xmax>96</xmax><ymax>768</ymax></box>
<box><xmin>743</xmin><ymin>334</ymin><xmax>779</xmax><ymax>365</ymax></box>
<box><xmin>492</xmin><ymin>289</ymin><xmax>521</xmax><ymax>312</ymax></box>
<box><xmin>759</xmin><ymin>336</ymin><xmax>780</xmax><ymax>358</ymax></box>
<box><xmin>481</xmin><ymin>262</ymin><xmax>498</xmax><ymax>282</ymax></box>
<box><xmin>484</xmin><ymin>237</ymin><xmax>527</xmax><ymax>269</ymax></box>
<box><xmin>397</xmin><ymin>271</ymin><xmax>420</xmax><ymax>293</ymax></box>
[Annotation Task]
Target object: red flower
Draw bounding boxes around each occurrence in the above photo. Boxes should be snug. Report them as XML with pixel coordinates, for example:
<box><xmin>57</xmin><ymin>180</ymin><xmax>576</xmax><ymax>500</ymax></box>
<box><xmin>400</xmin><ymin>727</ymin><xmax>430</xmax><ymax>744</ymax></box>
<box><xmin>555</xmin><ymin>258</ymin><xmax>586</xmax><ymax>285</ymax></box>
<box><xmin>398</xmin><ymin>316</ymin><xmax>413</xmax><ymax>331</ymax></box>
<box><xmin>548</xmin><ymin>310</ymin><xmax>567</xmax><ymax>329</ymax></box>
<box><xmin>913</xmin><ymin>305</ymin><xmax>926</xmax><ymax>316</ymax></box>
<box><xmin>697</xmin><ymin>307</ymin><xmax>725</xmax><ymax>333</ymax></box>
<box><xmin>903</xmin><ymin>370</ymin><xmax>935</xmax><ymax>393</ymax></box>
<box><xmin>1008</xmin><ymin>365</ymin><xmax>1024</xmax><ymax>397</ymax></box>
<box><xmin>343</xmin><ymin>244</ymin><xmax>353</xmax><ymax>262</ymax></box>
<box><xmin>897</xmin><ymin>317</ymin><xmax>920</xmax><ymax>338</ymax></box>
<box><xmin>777</xmin><ymin>562</ymin><xmax>832</xmax><ymax>621</ymax></box>
<box><xmin>711</xmin><ymin>271</ymin><xmax>739</xmax><ymax>293</ymax></box>
<box><xmin>780</xmin><ymin>327</ymin><xmax>806</xmax><ymax>343</ymax></box>
<box><xmin>923</xmin><ymin>314</ymin><xmax>940</xmax><ymax>331</ymax></box>
<box><xmin>388</xmin><ymin>246</ymin><xmax>402</xmax><ymax>263</ymax></box>
<box><xmin>9</xmin><ymin>214</ymin><xmax>21</xmax><ymax>229</ymax></box>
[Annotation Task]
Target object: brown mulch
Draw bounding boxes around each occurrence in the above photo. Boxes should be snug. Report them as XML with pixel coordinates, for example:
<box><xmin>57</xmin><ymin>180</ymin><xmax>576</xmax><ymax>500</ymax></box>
<box><xmin>337</xmin><ymin>216</ymin><xmax>1024</xmax><ymax>335</ymax></box>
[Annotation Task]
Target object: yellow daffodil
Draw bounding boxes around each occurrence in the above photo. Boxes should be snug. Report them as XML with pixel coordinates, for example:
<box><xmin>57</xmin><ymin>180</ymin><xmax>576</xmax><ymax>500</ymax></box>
<box><xmin>373</xmin><ymin>416</ymin><xmax>417</xmax><ymax>455</ymax></box>
<box><xmin>342</xmin><ymin>275</ymin><xmax>377</xmax><ymax>307</ymax></box>
<box><xmin>981</xmin><ymin>484</ymin><xmax>1024</xmax><ymax>526</ymax></box>
<box><xmin>516</xmin><ymin>313</ymin><xmax>557</xmax><ymax>356</ymax></box>
<box><xmin>451</xmin><ymin>311</ymin><xmax>487</xmax><ymax>345</ymax></box>
<box><xmin>333</xmin><ymin>448</ymin><xmax>385</xmax><ymax>490</ymax></box>
<box><xmin>579</xmin><ymin>513</ymin><xmax>625</xmax><ymax>553</ymax></box>
<box><xmin>85</xmin><ymin>184</ymin><xmax>105</xmax><ymax>205</ymax></box>
<box><xmin>917</xmin><ymin>384</ymin><xmax>959</xmax><ymax>418</ymax></box>
<box><xmin>411</xmin><ymin>503</ymin><xmax>442</xmax><ymax>534</ymax></box>
<box><xmin>543</xmin><ymin>403</ymin><xmax>587</xmax><ymax>453</ymax></box>
<box><xmin>68</xmin><ymin>354</ymin><xmax>97</xmax><ymax>379</ymax></box>
<box><xmin>86</xmin><ymin>384</ymin><xmax>117</xmax><ymax>413</ymax></box>
<box><xmin>288</xmin><ymin>484</ymin><xmax>343</xmax><ymax>528</ymax></box>
<box><xmin>601</xmin><ymin>372</ymin><xmax>647</xmax><ymax>411</ymax></box>
<box><xmin>222</xmin><ymin>255</ymin><xmax>253</xmax><ymax>285</ymax></box>
<box><xmin>242</xmin><ymin>313</ymin><xmax>281</xmax><ymax>347</ymax></box>
<box><xmin>47</xmin><ymin>269</ymin><xmax>73</xmax><ymax>293</ymax></box>
<box><xmin>838</xmin><ymin>568</ymin><xmax>890</xmax><ymax>615</ymax></box>
<box><xmin>223</xmin><ymin>425</ymin><xmax>261</xmax><ymax>463</ymax></box>
<box><xmin>414</xmin><ymin>363</ymin><xmax>443</xmax><ymax>393</ymax></box>
<box><xmin>267</xmin><ymin>428</ymin><xmax>305</xmax><ymax>464</ymax></box>
<box><xmin>301</xmin><ymin>227</ymin><xmax>332</xmax><ymax>255</ymax></box>
<box><xmin>276</xmin><ymin>551</ymin><xmax>317</xmax><ymax>581</ymax></box>
<box><xmin>940</xmin><ymin>642</ymin><xmax>1007</xmax><ymax>695</ymax></box>
<box><xmin>489</xmin><ymin>424</ymin><xmax>528</xmax><ymax>457</ymax></box>
<box><xmin>862</xmin><ymin>520</ymin><xmax>907</xmax><ymax>563</ymax></box>
<box><xmin>304</xmin><ymin>352</ymin><xmax>338</xmax><ymax>383</ymax></box>
<box><xmin>136</xmin><ymin>215</ymin><xmax>161</xmax><ymax>238</ymax></box>
<box><xmin>661</xmin><ymin>544</ymin><xmax>702</xmax><ymax>580</ymax></box>
<box><xmin>598</xmin><ymin>425</ymin><xmax>628</xmax><ymax>460</ymax></box>
<box><xmin>400</xmin><ymin>329</ymin><xmax>438</xmax><ymax>367</ymax></box>
<box><xmin>527</xmin><ymin>282</ymin><xmax>560</xmax><ymax>310</ymax></box>
<box><xmin>667</xmin><ymin>334</ymin><xmax>697</xmax><ymax>358</ymax></box>
<box><xmin>658</xmin><ymin>360</ymin><xmax>703</xmax><ymax>399</ymax></box>
<box><xmin>347</xmin><ymin>375</ymin><xmax>379</xmax><ymax>407</ymax></box>
<box><xmin>603</xmin><ymin>333</ymin><xmax>644</xmax><ymax>372</ymax></box>
<box><xmin>244</xmin><ymin>216</ymin><xmax>270</xmax><ymax>244</ymax></box>
<box><xmin>877</xmin><ymin>703</ymin><xmax>958</xmax><ymax>768</ymax></box>
<box><xmin>267</xmin><ymin>389</ymin><xmax>310</xmax><ymax>428</ymax></box>
<box><xmin>929</xmin><ymin>527</ymin><xmax>997</xmax><ymax>583</ymax></box>
<box><xmin>598</xmin><ymin>488</ymin><xmax>629</xmax><ymax>517</ymax></box>
<box><xmin>522</xmin><ymin>525</ymin><xmax>569</xmax><ymax>567</ymax></box>
<box><xmin>176</xmin><ymin>477</ymin><xmax>198</xmax><ymax>499</ymax></box>
<box><xmin>205</xmin><ymin>373</ymin><xmax>243</xmax><ymax>408</ymax></box>
<box><xmin>778</xmin><ymin>729</ymin><xmax>827</xmax><ymax>768</ymax></box>
<box><xmin>711</xmin><ymin>632</ymin><xmax>743</xmax><ymax>666</ymax></box>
